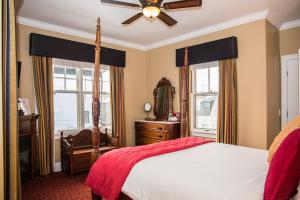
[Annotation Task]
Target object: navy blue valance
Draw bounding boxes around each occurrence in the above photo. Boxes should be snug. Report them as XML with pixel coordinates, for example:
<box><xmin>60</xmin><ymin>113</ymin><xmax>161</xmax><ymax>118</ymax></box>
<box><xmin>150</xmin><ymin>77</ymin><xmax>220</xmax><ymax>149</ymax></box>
<box><xmin>176</xmin><ymin>36</ymin><xmax>238</xmax><ymax>67</ymax></box>
<box><xmin>30</xmin><ymin>33</ymin><xmax>126</xmax><ymax>67</ymax></box>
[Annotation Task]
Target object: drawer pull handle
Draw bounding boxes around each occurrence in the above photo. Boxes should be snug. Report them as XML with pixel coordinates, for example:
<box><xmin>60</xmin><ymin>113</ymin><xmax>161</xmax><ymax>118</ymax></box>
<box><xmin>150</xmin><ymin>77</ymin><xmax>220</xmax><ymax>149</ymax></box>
<box><xmin>157</xmin><ymin>134</ymin><xmax>163</xmax><ymax>138</ymax></box>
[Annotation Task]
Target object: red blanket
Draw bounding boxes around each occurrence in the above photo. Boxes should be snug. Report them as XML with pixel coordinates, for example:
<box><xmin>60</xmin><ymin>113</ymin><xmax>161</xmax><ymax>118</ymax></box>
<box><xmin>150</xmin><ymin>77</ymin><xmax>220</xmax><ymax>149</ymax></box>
<box><xmin>86</xmin><ymin>137</ymin><xmax>213</xmax><ymax>200</ymax></box>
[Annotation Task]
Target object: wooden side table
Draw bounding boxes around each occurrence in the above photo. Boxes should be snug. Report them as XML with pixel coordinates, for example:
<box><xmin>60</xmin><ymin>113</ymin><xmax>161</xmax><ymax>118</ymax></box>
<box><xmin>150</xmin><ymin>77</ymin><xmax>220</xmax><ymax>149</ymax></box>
<box><xmin>19</xmin><ymin>114</ymin><xmax>38</xmax><ymax>181</ymax></box>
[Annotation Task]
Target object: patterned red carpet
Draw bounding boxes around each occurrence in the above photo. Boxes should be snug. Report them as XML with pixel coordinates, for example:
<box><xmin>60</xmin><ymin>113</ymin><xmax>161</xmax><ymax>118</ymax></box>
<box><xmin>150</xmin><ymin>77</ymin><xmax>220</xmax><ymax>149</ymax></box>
<box><xmin>22</xmin><ymin>172</ymin><xmax>91</xmax><ymax>200</ymax></box>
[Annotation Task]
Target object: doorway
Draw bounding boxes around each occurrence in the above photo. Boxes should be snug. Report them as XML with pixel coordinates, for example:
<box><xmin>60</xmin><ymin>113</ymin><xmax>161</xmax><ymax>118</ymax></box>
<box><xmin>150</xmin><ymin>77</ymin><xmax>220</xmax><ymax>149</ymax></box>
<box><xmin>281</xmin><ymin>54</ymin><xmax>299</xmax><ymax>128</ymax></box>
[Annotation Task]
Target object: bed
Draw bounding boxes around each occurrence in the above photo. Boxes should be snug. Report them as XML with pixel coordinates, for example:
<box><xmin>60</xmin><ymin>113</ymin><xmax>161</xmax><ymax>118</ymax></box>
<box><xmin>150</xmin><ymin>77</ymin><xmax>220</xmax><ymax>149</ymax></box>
<box><xmin>89</xmin><ymin>19</ymin><xmax>300</xmax><ymax>200</ymax></box>
<box><xmin>121</xmin><ymin>142</ymin><xmax>267</xmax><ymax>200</ymax></box>
<box><xmin>89</xmin><ymin>142</ymin><xmax>268</xmax><ymax>200</ymax></box>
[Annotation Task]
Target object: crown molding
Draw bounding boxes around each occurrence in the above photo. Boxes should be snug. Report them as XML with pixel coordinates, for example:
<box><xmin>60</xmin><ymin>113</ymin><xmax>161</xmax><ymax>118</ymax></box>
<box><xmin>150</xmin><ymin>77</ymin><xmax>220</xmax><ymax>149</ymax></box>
<box><xmin>143</xmin><ymin>10</ymin><xmax>269</xmax><ymax>50</ymax></box>
<box><xmin>265</xmin><ymin>17</ymin><xmax>281</xmax><ymax>29</ymax></box>
<box><xmin>16</xmin><ymin>16</ymin><xmax>147</xmax><ymax>51</ymax></box>
<box><xmin>280</xmin><ymin>19</ymin><xmax>300</xmax><ymax>30</ymax></box>
<box><xmin>17</xmin><ymin>10</ymin><xmax>269</xmax><ymax>51</ymax></box>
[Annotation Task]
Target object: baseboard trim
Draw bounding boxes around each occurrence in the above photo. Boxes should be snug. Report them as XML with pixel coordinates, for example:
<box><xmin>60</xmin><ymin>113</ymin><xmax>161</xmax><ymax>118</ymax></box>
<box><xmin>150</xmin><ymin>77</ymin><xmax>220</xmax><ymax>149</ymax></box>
<box><xmin>54</xmin><ymin>162</ymin><xmax>62</xmax><ymax>172</ymax></box>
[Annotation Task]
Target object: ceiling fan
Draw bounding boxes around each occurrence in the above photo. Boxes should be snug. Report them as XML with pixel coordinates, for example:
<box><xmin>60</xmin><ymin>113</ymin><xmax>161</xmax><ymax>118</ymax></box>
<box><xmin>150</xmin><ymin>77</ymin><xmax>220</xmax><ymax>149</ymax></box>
<box><xmin>101</xmin><ymin>0</ymin><xmax>202</xmax><ymax>26</ymax></box>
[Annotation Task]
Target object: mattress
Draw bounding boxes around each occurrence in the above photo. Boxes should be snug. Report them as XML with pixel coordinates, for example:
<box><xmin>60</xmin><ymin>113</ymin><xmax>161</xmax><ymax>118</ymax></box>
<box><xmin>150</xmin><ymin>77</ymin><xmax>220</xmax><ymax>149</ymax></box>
<box><xmin>121</xmin><ymin>142</ymin><xmax>268</xmax><ymax>200</ymax></box>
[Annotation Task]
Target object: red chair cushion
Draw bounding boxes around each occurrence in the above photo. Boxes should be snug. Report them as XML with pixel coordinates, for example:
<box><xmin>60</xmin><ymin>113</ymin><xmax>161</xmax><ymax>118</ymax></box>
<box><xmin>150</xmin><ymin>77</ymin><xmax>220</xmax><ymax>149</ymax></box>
<box><xmin>264</xmin><ymin>128</ymin><xmax>300</xmax><ymax>200</ymax></box>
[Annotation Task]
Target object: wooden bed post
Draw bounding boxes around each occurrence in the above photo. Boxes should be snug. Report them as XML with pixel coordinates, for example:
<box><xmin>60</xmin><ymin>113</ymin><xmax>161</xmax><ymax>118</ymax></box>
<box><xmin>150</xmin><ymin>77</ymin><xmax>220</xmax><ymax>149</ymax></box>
<box><xmin>180</xmin><ymin>47</ymin><xmax>189</xmax><ymax>137</ymax></box>
<box><xmin>91</xmin><ymin>18</ymin><xmax>101</xmax><ymax>163</ymax></box>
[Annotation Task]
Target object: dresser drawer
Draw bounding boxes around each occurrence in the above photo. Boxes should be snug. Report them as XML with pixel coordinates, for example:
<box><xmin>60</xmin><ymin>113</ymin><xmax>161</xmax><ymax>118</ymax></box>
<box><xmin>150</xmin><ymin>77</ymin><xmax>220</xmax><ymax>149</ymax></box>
<box><xmin>135</xmin><ymin>121</ymin><xmax>181</xmax><ymax>146</ymax></box>
<box><xmin>136</xmin><ymin>137</ymin><xmax>163</xmax><ymax>145</ymax></box>
<box><xmin>136</xmin><ymin>122</ymin><xmax>166</xmax><ymax>130</ymax></box>
<box><xmin>136</xmin><ymin>122</ymin><xmax>167</xmax><ymax>140</ymax></box>
<box><xmin>142</xmin><ymin>130</ymin><xmax>166</xmax><ymax>140</ymax></box>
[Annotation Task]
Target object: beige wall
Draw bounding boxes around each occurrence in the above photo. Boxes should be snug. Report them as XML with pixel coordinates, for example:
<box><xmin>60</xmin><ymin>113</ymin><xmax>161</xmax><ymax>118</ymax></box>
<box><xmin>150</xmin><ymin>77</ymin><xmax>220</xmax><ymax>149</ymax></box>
<box><xmin>16</xmin><ymin>24</ymin><xmax>147</xmax><ymax>163</ymax></box>
<box><xmin>265</xmin><ymin>21</ymin><xmax>281</xmax><ymax>148</ymax></box>
<box><xmin>145</xmin><ymin>19</ymin><xmax>280</xmax><ymax>150</ymax></box>
<box><xmin>280</xmin><ymin>26</ymin><xmax>300</xmax><ymax>56</ymax></box>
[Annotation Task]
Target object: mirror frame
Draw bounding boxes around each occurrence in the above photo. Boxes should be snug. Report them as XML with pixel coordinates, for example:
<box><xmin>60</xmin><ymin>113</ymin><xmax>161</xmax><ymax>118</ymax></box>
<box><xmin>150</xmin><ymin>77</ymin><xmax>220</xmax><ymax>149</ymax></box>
<box><xmin>153</xmin><ymin>77</ymin><xmax>175</xmax><ymax>121</ymax></box>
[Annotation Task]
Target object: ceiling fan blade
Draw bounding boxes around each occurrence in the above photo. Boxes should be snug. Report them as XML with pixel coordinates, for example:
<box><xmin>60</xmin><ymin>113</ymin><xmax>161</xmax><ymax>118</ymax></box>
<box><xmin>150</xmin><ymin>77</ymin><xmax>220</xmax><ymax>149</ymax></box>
<box><xmin>156</xmin><ymin>0</ymin><xmax>164</xmax><ymax>6</ymax></box>
<box><xmin>139</xmin><ymin>0</ymin><xmax>145</xmax><ymax>6</ymax></box>
<box><xmin>163</xmin><ymin>0</ymin><xmax>202</xmax><ymax>10</ymax></box>
<box><xmin>157</xmin><ymin>11</ymin><xmax>177</xmax><ymax>26</ymax></box>
<box><xmin>101</xmin><ymin>0</ymin><xmax>140</xmax><ymax>7</ymax></box>
<box><xmin>122</xmin><ymin>13</ymin><xmax>143</xmax><ymax>24</ymax></box>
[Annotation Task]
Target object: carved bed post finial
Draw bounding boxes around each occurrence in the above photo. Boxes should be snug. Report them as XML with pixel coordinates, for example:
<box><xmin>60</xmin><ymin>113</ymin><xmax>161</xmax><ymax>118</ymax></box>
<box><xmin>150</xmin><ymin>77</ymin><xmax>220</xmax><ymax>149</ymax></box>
<box><xmin>91</xmin><ymin>17</ymin><xmax>102</xmax><ymax>163</ymax></box>
<box><xmin>184</xmin><ymin>47</ymin><xmax>188</xmax><ymax>66</ymax></box>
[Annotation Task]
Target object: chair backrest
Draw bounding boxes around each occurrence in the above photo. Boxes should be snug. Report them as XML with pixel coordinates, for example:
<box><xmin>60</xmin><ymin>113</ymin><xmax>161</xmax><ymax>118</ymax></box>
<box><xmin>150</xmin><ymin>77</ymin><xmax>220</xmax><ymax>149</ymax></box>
<box><xmin>64</xmin><ymin>129</ymin><xmax>93</xmax><ymax>149</ymax></box>
<box><xmin>107</xmin><ymin>134</ymin><xmax>119</xmax><ymax>148</ymax></box>
<box><xmin>61</xmin><ymin>129</ymin><xmax>111</xmax><ymax>150</ymax></box>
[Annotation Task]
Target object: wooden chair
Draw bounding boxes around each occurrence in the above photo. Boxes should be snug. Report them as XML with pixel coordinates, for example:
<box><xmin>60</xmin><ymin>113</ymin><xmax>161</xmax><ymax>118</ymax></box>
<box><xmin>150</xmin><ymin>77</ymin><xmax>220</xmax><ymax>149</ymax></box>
<box><xmin>60</xmin><ymin>129</ymin><xmax>118</xmax><ymax>176</ymax></box>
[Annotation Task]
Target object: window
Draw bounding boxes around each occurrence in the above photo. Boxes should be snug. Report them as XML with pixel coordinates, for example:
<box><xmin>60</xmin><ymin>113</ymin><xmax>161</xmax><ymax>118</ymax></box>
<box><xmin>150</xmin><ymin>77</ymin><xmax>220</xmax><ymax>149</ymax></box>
<box><xmin>191</xmin><ymin>61</ymin><xmax>219</xmax><ymax>138</ymax></box>
<box><xmin>82</xmin><ymin>67</ymin><xmax>111</xmax><ymax>128</ymax></box>
<box><xmin>53</xmin><ymin>59</ymin><xmax>111</xmax><ymax>134</ymax></box>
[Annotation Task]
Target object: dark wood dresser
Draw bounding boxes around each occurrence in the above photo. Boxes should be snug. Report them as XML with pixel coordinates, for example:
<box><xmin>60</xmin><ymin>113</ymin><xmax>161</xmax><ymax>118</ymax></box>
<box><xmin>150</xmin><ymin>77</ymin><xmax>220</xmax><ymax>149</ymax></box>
<box><xmin>19</xmin><ymin>114</ymin><xmax>38</xmax><ymax>181</ymax></box>
<box><xmin>135</xmin><ymin>120</ymin><xmax>180</xmax><ymax>146</ymax></box>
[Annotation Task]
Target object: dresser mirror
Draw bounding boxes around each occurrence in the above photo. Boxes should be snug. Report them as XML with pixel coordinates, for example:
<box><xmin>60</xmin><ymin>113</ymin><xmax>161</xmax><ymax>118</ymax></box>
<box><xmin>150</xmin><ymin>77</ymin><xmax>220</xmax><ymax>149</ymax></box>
<box><xmin>153</xmin><ymin>77</ymin><xmax>175</xmax><ymax>121</ymax></box>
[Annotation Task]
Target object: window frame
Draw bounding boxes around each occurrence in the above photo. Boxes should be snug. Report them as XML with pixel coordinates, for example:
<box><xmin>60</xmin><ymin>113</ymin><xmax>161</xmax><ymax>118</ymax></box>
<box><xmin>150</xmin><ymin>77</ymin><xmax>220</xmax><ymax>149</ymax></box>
<box><xmin>53</xmin><ymin>66</ymin><xmax>80</xmax><ymax>133</ymax></box>
<box><xmin>190</xmin><ymin>61</ymin><xmax>219</xmax><ymax>138</ymax></box>
<box><xmin>80</xmin><ymin>66</ymin><xmax>112</xmax><ymax>129</ymax></box>
<box><xmin>53</xmin><ymin>61</ymin><xmax>111</xmax><ymax>137</ymax></box>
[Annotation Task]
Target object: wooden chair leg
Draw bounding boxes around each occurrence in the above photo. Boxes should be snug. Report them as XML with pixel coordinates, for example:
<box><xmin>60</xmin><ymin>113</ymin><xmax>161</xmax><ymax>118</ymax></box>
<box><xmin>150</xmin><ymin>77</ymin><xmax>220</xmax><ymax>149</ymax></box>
<box><xmin>70</xmin><ymin>160</ymin><xmax>74</xmax><ymax>176</ymax></box>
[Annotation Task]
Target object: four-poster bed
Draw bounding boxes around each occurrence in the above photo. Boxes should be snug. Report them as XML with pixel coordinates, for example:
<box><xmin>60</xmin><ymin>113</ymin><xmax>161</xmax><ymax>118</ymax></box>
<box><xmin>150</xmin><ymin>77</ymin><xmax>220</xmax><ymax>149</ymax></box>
<box><xmin>88</xmin><ymin>18</ymin><xmax>299</xmax><ymax>200</ymax></box>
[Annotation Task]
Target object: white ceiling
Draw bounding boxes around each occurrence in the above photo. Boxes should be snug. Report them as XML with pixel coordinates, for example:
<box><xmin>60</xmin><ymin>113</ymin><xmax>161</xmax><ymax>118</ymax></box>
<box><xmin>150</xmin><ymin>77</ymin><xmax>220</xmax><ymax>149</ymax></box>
<box><xmin>17</xmin><ymin>0</ymin><xmax>300</xmax><ymax>50</ymax></box>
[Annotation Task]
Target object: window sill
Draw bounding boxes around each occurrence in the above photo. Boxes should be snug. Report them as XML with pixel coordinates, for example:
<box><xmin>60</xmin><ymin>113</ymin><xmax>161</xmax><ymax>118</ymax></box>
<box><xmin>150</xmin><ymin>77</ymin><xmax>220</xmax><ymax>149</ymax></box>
<box><xmin>191</xmin><ymin>131</ymin><xmax>216</xmax><ymax>139</ymax></box>
<box><xmin>54</xmin><ymin>127</ymin><xmax>112</xmax><ymax>139</ymax></box>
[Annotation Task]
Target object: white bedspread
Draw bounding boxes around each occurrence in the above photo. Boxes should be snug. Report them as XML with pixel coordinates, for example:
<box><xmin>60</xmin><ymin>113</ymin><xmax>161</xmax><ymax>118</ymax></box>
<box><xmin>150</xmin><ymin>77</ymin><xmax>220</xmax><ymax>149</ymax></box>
<box><xmin>122</xmin><ymin>142</ymin><xmax>268</xmax><ymax>200</ymax></box>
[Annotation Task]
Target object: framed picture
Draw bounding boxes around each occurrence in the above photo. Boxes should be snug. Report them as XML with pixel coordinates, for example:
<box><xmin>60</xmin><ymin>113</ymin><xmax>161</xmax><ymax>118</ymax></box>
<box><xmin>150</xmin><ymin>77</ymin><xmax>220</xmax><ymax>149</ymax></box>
<box><xmin>19</xmin><ymin>98</ymin><xmax>32</xmax><ymax>115</ymax></box>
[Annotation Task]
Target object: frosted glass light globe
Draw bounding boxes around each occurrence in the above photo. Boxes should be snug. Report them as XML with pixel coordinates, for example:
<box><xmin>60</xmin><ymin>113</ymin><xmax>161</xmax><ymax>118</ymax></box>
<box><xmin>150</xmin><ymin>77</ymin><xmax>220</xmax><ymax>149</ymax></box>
<box><xmin>143</xmin><ymin>6</ymin><xmax>161</xmax><ymax>18</ymax></box>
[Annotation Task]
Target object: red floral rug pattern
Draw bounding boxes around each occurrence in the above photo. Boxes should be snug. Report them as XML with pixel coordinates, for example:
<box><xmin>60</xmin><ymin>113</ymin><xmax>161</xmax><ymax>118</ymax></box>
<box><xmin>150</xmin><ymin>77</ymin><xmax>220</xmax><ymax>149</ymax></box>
<box><xmin>22</xmin><ymin>172</ymin><xmax>91</xmax><ymax>200</ymax></box>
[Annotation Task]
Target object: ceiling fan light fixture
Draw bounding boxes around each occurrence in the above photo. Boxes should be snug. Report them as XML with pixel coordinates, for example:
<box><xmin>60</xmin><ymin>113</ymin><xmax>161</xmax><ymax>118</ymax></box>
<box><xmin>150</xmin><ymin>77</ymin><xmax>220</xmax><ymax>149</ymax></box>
<box><xmin>143</xmin><ymin>6</ymin><xmax>161</xmax><ymax>18</ymax></box>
